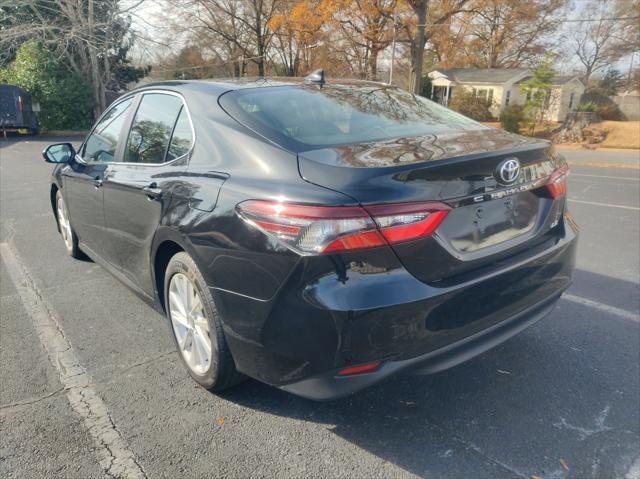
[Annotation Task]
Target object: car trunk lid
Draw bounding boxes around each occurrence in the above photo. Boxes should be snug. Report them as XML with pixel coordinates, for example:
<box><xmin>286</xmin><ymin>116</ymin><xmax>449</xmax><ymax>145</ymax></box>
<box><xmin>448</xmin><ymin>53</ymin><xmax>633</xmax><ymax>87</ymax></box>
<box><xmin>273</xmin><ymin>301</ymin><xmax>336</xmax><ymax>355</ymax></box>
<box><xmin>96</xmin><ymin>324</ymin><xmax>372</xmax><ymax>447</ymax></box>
<box><xmin>298</xmin><ymin>128</ymin><xmax>566</xmax><ymax>283</ymax></box>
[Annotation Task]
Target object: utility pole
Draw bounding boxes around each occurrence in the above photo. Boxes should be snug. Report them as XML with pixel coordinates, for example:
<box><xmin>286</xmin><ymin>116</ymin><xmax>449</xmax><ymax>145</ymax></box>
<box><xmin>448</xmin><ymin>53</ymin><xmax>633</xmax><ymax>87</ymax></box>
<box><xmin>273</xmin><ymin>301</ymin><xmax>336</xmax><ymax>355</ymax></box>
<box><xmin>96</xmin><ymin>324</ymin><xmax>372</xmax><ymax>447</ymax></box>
<box><xmin>626</xmin><ymin>51</ymin><xmax>635</xmax><ymax>94</ymax></box>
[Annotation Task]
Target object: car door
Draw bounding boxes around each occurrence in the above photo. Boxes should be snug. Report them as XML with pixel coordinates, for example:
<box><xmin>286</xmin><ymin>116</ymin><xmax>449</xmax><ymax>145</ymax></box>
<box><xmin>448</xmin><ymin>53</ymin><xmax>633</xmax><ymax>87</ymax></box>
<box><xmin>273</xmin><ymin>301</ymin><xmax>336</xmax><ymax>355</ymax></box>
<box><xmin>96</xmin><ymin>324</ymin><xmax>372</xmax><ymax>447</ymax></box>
<box><xmin>101</xmin><ymin>92</ymin><xmax>193</xmax><ymax>295</ymax></box>
<box><xmin>62</xmin><ymin>97</ymin><xmax>134</xmax><ymax>256</ymax></box>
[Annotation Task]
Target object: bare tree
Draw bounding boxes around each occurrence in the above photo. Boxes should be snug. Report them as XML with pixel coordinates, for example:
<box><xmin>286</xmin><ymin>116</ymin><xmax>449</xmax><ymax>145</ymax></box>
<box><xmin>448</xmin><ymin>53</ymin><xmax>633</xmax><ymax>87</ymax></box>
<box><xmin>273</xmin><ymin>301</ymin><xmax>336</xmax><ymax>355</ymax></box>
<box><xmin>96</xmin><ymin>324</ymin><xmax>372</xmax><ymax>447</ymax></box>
<box><xmin>460</xmin><ymin>0</ymin><xmax>566</xmax><ymax>68</ymax></box>
<box><xmin>331</xmin><ymin>0</ymin><xmax>397</xmax><ymax>80</ymax></box>
<box><xmin>1</xmin><ymin>0</ymin><xmax>143</xmax><ymax>115</ymax></box>
<box><xmin>167</xmin><ymin>0</ymin><xmax>280</xmax><ymax>77</ymax></box>
<box><xmin>268</xmin><ymin>0</ymin><xmax>333</xmax><ymax>76</ymax></box>
<box><xmin>564</xmin><ymin>0</ymin><xmax>637</xmax><ymax>86</ymax></box>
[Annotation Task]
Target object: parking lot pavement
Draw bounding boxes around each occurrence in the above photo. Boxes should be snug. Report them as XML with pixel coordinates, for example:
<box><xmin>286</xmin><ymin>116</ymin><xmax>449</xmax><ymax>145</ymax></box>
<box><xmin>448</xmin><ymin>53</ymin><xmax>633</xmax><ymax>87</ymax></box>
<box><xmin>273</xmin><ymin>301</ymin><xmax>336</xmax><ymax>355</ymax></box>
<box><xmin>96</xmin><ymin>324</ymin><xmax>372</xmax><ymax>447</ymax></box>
<box><xmin>1</xmin><ymin>136</ymin><xmax>639</xmax><ymax>479</ymax></box>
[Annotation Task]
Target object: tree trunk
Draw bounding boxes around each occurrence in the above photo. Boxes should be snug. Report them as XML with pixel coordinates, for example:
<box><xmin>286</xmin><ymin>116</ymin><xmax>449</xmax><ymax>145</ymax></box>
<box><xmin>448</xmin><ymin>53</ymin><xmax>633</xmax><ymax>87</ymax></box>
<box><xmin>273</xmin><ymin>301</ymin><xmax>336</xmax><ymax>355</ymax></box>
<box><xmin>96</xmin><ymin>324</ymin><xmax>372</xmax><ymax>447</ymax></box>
<box><xmin>257</xmin><ymin>55</ymin><xmax>265</xmax><ymax>77</ymax></box>
<box><xmin>256</xmin><ymin>32</ymin><xmax>265</xmax><ymax>77</ymax></box>
<box><xmin>87</xmin><ymin>0</ymin><xmax>105</xmax><ymax>117</ymax></box>
<box><xmin>368</xmin><ymin>48</ymin><xmax>379</xmax><ymax>81</ymax></box>
<box><xmin>410</xmin><ymin>1</ymin><xmax>428</xmax><ymax>94</ymax></box>
<box><xmin>584</xmin><ymin>66</ymin><xmax>593</xmax><ymax>87</ymax></box>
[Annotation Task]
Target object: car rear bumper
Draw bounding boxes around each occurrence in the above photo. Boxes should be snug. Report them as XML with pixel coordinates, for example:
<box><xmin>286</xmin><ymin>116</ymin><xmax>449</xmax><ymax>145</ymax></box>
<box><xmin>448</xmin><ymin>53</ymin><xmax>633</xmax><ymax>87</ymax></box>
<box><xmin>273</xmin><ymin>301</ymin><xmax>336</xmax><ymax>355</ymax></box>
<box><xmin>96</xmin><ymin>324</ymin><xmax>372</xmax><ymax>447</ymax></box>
<box><xmin>280</xmin><ymin>290</ymin><xmax>563</xmax><ymax>400</ymax></box>
<box><xmin>213</xmin><ymin>214</ymin><xmax>578</xmax><ymax>400</ymax></box>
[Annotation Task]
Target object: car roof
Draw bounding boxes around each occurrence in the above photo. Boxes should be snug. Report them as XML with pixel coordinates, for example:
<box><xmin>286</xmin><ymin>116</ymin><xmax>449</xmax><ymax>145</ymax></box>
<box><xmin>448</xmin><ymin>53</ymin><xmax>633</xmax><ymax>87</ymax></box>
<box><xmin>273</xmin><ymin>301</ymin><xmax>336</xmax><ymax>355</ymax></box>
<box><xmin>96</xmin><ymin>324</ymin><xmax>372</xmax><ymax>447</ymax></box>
<box><xmin>130</xmin><ymin>77</ymin><xmax>390</xmax><ymax>96</ymax></box>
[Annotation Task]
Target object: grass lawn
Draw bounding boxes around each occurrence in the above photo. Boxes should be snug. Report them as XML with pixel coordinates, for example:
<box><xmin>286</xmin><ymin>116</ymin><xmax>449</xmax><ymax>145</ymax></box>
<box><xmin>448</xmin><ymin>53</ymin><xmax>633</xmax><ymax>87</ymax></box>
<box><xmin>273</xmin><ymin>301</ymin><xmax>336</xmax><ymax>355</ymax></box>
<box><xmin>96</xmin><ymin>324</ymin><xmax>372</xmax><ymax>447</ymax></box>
<box><xmin>589</xmin><ymin>121</ymin><xmax>640</xmax><ymax>149</ymax></box>
<box><xmin>482</xmin><ymin>120</ymin><xmax>639</xmax><ymax>150</ymax></box>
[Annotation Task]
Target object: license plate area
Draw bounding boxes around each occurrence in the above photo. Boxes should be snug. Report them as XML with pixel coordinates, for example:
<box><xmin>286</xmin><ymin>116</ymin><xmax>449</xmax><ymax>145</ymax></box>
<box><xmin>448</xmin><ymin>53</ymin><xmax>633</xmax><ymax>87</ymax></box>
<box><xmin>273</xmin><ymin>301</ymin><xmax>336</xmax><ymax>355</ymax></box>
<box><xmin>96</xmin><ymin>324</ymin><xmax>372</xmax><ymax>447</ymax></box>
<box><xmin>439</xmin><ymin>192</ymin><xmax>539</xmax><ymax>253</ymax></box>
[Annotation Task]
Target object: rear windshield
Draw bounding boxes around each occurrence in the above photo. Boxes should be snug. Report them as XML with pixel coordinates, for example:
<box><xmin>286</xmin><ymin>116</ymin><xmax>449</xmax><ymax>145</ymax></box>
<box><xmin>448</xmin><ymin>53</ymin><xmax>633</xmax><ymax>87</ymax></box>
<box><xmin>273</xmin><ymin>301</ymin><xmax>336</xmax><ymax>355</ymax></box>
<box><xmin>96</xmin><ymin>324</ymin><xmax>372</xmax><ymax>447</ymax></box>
<box><xmin>219</xmin><ymin>84</ymin><xmax>486</xmax><ymax>152</ymax></box>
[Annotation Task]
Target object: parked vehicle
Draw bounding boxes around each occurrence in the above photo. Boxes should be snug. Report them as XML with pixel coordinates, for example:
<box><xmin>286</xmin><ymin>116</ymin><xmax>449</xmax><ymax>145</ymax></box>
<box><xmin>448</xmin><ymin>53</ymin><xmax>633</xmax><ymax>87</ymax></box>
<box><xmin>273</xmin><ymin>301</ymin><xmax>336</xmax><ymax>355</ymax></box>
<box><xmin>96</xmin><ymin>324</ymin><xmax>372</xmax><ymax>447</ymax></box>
<box><xmin>0</xmin><ymin>84</ymin><xmax>39</xmax><ymax>135</ymax></box>
<box><xmin>42</xmin><ymin>74</ymin><xmax>577</xmax><ymax>400</ymax></box>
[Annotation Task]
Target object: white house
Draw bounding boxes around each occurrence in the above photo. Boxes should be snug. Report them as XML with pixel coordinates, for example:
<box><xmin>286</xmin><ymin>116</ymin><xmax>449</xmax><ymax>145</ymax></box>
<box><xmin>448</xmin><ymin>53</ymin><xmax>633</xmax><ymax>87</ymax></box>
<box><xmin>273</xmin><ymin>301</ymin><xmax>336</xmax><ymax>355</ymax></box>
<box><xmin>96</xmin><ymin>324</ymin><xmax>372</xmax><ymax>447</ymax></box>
<box><xmin>427</xmin><ymin>68</ymin><xmax>585</xmax><ymax>122</ymax></box>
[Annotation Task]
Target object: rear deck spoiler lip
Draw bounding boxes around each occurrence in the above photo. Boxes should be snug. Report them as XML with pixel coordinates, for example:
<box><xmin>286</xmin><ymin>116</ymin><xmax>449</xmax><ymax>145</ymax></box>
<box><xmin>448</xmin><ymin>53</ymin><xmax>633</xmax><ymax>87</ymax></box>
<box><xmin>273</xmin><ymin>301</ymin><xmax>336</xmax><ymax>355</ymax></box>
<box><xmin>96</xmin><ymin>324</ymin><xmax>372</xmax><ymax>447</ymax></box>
<box><xmin>298</xmin><ymin>133</ymin><xmax>551</xmax><ymax>171</ymax></box>
<box><xmin>298</xmin><ymin>141</ymin><xmax>557</xmax><ymax>206</ymax></box>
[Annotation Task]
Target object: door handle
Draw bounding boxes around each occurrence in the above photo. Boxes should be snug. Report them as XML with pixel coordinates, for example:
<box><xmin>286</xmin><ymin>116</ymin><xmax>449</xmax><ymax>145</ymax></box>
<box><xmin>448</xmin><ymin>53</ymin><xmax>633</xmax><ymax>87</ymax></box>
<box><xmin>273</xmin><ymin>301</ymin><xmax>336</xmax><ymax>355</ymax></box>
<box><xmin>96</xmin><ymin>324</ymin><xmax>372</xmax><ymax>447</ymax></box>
<box><xmin>92</xmin><ymin>177</ymin><xmax>103</xmax><ymax>188</ymax></box>
<box><xmin>143</xmin><ymin>183</ymin><xmax>163</xmax><ymax>200</ymax></box>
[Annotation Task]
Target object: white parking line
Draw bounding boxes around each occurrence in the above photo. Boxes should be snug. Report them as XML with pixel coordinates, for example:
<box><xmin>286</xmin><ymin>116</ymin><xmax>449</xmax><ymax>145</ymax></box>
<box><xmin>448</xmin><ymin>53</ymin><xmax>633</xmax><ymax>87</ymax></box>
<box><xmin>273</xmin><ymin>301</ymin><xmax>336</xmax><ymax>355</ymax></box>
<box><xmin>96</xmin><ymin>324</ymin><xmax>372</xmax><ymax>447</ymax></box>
<box><xmin>572</xmin><ymin>173</ymin><xmax>639</xmax><ymax>181</ymax></box>
<box><xmin>563</xmin><ymin>293</ymin><xmax>640</xmax><ymax>322</ymax></box>
<box><xmin>568</xmin><ymin>199</ymin><xmax>640</xmax><ymax>211</ymax></box>
<box><xmin>0</xmin><ymin>242</ymin><xmax>146</xmax><ymax>479</ymax></box>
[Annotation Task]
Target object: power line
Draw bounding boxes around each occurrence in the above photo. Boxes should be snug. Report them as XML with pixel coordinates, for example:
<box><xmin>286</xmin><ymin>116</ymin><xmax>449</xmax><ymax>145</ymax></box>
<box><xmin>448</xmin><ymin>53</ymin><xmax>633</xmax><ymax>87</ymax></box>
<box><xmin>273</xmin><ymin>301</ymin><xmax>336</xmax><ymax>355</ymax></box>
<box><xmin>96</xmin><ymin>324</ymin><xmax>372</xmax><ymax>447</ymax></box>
<box><xmin>419</xmin><ymin>15</ymin><xmax>640</xmax><ymax>27</ymax></box>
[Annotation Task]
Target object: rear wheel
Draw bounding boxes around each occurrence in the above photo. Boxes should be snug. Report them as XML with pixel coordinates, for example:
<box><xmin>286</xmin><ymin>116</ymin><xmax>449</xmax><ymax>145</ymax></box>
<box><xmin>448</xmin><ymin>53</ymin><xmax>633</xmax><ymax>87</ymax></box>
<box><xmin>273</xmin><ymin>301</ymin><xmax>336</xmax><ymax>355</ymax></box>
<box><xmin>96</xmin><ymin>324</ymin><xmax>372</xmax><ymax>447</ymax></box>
<box><xmin>164</xmin><ymin>252</ymin><xmax>243</xmax><ymax>391</ymax></box>
<box><xmin>55</xmin><ymin>191</ymin><xmax>81</xmax><ymax>258</ymax></box>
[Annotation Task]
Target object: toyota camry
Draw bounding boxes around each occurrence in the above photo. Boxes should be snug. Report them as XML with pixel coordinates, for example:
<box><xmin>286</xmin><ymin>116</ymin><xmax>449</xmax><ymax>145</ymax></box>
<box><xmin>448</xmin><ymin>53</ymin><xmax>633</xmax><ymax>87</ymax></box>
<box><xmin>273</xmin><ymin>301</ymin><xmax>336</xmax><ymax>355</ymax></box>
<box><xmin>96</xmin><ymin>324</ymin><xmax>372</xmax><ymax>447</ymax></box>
<box><xmin>42</xmin><ymin>73</ymin><xmax>578</xmax><ymax>400</ymax></box>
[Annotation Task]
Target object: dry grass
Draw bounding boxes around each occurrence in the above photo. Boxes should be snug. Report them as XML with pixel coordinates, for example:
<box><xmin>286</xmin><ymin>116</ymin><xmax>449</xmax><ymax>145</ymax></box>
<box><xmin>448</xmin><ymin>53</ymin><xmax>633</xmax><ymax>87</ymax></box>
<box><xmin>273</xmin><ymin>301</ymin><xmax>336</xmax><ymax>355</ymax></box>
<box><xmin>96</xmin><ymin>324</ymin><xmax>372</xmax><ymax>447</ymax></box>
<box><xmin>590</xmin><ymin>121</ymin><xmax>640</xmax><ymax>149</ymax></box>
<box><xmin>483</xmin><ymin>120</ymin><xmax>640</xmax><ymax>150</ymax></box>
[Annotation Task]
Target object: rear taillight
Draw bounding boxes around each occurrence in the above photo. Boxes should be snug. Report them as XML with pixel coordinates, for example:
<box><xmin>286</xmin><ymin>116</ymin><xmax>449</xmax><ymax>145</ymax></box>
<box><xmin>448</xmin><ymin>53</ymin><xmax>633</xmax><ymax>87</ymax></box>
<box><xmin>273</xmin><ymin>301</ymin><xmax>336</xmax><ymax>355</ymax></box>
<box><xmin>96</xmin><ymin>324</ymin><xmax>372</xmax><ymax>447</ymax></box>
<box><xmin>337</xmin><ymin>360</ymin><xmax>382</xmax><ymax>376</ymax></box>
<box><xmin>236</xmin><ymin>200</ymin><xmax>450</xmax><ymax>255</ymax></box>
<box><xmin>18</xmin><ymin>96</ymin><xmax>23</xmax><ymax>112</ymax></box>
<box><xmin>546</xmin><ymin>164</ymin><xmax>569</xmax><ymax>199</ymax></box>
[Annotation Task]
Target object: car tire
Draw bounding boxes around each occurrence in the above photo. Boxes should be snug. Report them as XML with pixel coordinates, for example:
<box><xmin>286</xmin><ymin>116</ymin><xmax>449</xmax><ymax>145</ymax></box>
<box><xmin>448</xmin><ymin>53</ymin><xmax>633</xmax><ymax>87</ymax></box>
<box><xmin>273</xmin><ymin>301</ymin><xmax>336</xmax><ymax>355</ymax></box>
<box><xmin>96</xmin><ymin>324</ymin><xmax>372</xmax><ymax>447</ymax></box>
<box><xmin>55</xmin><ymin>191</ymin><xmax>82</xmax><ymax>258</ymax></box>
<box><xmin>164</xmin><ymin>252</ymin><xmax>243</xmax><ymax>391</ymax></box>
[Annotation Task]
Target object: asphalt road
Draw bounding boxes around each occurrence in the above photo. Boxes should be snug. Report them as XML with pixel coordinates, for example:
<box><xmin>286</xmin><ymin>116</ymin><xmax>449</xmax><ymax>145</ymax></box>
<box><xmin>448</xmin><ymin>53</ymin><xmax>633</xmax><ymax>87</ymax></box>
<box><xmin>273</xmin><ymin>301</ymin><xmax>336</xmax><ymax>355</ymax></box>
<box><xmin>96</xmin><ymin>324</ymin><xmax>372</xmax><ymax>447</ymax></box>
<box><xmin>1</xmin><ymin>137</ymin><xmax>639</xmax><ymax>479</ymax></box>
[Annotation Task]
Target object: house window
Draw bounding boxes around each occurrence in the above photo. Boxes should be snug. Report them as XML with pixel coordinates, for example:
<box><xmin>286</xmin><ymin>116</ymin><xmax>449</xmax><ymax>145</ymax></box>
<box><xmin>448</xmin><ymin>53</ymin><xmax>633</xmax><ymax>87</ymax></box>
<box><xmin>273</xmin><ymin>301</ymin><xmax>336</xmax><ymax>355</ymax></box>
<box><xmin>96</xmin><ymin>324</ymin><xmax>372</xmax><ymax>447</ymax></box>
<box><xmin>569</xmin><ymin>92</ymin><xmax>575</xmax><ymax>109</ymax></box>
<box><xmin>474</xmin><ymin>88</ymin><xmax>494</xmax><ymax>106</ymax></box>
<box><xmin>505</xmin><ymin>90</ymin><xmax>511</xmax><ymax>106</ymax></box>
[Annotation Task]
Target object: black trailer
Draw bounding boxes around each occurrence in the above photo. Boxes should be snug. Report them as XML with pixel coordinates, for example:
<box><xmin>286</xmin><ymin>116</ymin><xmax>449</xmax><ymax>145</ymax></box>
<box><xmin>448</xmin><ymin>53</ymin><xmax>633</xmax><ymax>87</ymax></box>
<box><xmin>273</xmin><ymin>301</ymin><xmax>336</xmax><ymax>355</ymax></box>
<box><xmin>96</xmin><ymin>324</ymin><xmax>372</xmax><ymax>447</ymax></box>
<box><xmin>0</xmin><ymin>84</ymin><xmax>39</xmax><ymax>136</ymax></box>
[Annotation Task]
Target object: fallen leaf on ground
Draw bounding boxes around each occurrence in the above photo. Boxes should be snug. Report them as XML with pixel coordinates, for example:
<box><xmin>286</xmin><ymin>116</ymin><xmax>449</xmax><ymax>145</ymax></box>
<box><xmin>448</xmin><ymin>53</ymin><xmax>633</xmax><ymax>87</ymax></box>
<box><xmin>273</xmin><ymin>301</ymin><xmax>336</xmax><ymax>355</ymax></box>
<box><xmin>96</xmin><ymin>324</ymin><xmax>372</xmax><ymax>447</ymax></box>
<box><xmin>560</xmin><ymin>458</ymin><xmax>569</xmax><ymax>471</ymax></box>
<box><xmin>217</xmin><ymin>416</ymin><xmax>225</xmax><ymax>426</ymax></box>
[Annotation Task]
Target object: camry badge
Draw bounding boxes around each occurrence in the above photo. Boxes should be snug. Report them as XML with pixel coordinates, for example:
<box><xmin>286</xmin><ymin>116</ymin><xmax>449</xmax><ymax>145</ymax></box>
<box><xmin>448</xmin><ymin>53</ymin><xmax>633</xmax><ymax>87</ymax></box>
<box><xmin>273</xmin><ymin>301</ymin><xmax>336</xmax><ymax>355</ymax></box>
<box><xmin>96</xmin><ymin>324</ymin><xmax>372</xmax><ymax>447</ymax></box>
<box><xmin>497</xmin><ymin>157</ymin><xmax>521</xmax><ymax>184</ymax></box>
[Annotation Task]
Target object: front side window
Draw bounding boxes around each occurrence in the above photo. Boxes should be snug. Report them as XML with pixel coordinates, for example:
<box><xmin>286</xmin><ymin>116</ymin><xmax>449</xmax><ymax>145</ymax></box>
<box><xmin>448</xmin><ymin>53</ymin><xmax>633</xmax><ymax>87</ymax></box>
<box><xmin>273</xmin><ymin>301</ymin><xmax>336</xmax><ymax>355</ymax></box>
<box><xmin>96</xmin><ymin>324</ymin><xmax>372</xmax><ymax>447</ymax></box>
<box><xmin>220</xmin><ymin>85</ymin><xmax>485</xmax><ymax>152</ymax></box>
<box><xmin>82</xmin><ymin>98</ymin><xmax>133</xmax><ymax>163</ymax></box>
<box><xmin>124</xmin><ymin>93</ymin><xmax>184</xmax><ymax>164</ymax></box>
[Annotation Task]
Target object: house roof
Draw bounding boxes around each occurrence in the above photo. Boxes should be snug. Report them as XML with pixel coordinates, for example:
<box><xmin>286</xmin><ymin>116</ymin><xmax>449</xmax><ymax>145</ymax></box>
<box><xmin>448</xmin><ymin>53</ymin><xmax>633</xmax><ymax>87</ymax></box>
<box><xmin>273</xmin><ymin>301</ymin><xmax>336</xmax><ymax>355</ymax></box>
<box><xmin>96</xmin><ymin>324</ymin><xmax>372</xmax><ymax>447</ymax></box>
<box><xmin>430</xmin><ymin>68</ymin><xmax>529</xmax><ymax>84</ymax></box>
<box><xmin>515</xmin><ymin>75</ymin><xmax>583</xmax><ymax>86</ymax></box>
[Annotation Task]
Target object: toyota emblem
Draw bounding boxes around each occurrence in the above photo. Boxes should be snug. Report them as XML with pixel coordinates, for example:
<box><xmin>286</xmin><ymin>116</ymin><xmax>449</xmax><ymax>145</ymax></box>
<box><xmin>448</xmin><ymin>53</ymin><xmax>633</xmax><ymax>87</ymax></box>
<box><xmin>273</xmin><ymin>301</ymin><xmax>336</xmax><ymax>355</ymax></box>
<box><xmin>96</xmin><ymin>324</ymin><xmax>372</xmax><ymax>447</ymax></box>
<box><xmin>497</xmin><ymin>157</ymin><xmax>520</xmax><ymax>184</ymax></box>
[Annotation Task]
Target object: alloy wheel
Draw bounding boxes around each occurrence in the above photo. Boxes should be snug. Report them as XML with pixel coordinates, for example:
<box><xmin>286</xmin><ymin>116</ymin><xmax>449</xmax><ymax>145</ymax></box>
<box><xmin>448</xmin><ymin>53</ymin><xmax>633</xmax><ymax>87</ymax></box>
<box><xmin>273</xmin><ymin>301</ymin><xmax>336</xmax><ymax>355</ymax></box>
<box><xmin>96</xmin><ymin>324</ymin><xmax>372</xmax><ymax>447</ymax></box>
<box><xmin>57</xmin><ymin>196</ymin><xmax>73</xmax><ymax>252</ymax></box>
<box><xmin>168</xmin><ymin>273</ymin><xmax>212</xmax><ymax>375</ymax></box>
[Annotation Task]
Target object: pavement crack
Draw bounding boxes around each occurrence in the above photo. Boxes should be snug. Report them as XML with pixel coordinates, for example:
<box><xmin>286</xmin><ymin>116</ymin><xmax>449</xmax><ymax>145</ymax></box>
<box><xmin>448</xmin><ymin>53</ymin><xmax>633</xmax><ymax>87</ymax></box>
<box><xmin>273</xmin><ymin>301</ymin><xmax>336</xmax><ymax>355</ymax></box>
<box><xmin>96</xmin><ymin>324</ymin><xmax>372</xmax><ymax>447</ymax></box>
<box><xmin>552</xmin><ymin>404</ymin><xmax>614</xmax><ymax>441</ymax></box>
<box><xmin>422</xmin><ymin>416</ymin><xmax>529</xmax><ymax>478</ymax></box>
<box><xmin>0</xmin><ymin>386</ymin><xmax>66</xmax><ymax>412</ymax></box>
<box><xmin>116</xmin><ymin>350</ymin><xmax>177</xmax><ymax>375</ymax></box>
<box><xmin>449</xmin><ymin>435</ymin><xmax>529</xmax><ymax>478</ymax></box>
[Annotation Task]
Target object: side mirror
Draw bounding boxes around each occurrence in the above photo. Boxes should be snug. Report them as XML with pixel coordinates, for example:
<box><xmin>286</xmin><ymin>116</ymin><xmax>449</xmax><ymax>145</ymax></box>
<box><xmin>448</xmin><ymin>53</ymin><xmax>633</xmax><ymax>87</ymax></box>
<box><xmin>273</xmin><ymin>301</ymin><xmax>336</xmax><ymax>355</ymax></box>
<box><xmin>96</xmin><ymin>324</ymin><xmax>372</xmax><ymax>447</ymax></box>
<box><xmin>43</xmin><ymin>143</ymin><xmax>76</xmax><ymax>164</ymax></box>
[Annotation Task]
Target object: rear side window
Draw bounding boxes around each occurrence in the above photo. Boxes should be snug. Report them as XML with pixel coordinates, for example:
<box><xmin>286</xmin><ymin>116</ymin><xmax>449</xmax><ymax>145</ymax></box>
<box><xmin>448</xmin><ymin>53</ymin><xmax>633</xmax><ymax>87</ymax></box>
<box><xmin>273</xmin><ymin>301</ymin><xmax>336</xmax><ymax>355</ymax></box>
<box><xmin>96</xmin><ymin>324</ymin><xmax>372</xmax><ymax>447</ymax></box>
<box><xmin>123</xmin><ymin>93</ymin><xmax>184</xmax><ymax>164</ymax></box>
<box><xmin>166</xmin><ymin>107</ymin><xmax>193</xmax><ymax>161</ymax></box>
<box><xmin>219</xmin><ymin>85</ymin><xmax>485</xmax><ymax>152</ymax></box>
<box><xmin>83</xmin><ymin>98</ymin><xmax>133</xmax><ymax>163</ymax></box>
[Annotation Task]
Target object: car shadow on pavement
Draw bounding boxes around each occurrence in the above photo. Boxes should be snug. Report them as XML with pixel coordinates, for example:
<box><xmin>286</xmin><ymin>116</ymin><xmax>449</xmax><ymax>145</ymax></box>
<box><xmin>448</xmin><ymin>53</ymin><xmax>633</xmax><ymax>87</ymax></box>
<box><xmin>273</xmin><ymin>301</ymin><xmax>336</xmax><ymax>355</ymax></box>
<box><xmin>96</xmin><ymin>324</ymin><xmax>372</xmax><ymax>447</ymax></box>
<box><xmin>219</xmin><ymin>270</ymin><xmax>639</xmax><ymax>478</ymax></box>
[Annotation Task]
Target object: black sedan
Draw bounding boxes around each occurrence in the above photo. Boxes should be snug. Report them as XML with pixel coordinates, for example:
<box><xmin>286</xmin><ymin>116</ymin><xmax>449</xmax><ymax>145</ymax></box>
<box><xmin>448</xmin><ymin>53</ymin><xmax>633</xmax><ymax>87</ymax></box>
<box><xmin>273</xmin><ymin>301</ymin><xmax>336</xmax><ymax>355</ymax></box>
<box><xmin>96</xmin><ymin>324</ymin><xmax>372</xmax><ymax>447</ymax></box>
<box><xmin>43</xmin><ymin>75</ymin><xmax>577</xmax><ymax>400</ymax></box>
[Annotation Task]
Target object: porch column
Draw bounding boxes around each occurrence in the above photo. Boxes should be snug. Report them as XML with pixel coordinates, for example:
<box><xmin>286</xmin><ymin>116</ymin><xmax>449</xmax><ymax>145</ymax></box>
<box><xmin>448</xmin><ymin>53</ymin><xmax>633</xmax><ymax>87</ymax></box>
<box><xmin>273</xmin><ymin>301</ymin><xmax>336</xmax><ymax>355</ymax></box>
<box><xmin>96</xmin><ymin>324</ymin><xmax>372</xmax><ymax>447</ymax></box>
<box><xmin>445</xmin><ymin>84</ymin><xmax>450</xmax><ymax>106</ymax></box>
<box><xmin>430</xmin><ymin>83</ymin><xmax>434</xmax><ymax>100</ymax></box>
